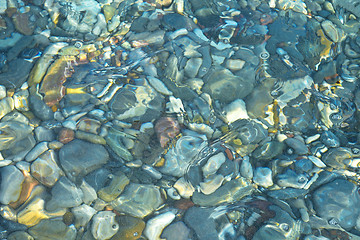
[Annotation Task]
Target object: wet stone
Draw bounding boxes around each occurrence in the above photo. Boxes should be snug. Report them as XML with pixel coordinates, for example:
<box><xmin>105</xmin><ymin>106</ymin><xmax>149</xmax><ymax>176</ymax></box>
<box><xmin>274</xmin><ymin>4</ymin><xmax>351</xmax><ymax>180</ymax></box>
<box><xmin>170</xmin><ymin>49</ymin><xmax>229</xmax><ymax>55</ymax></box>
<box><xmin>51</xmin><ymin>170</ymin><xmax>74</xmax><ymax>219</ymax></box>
<box><xmin>91</xmin><ymin>211</ymin><xmax>119</xmax><ymax>240</ymax></box>
<box><xmin>161</xmin><ymin>221</ymin><xmax>190</xmax><ymax>240</ymax></box>
<box><xmin>192</xmin><ymin>177</ymin><xmax>254</xmax><ymax>207</ymax></box>
<box><xmin>320</xmin><ymin>131</ymin><xmax>340</xmax><ymax>148</ymax></box>
<box><xmin>34</xmin><ymin>126</ymin><xmax>55</xmax><ymax>142</ymax></box>
<box><xmin>29</xmin><ymin>95</ymin><xmax>54</xmax><ymax>121</ymax></box>
<box><xmin>203</xmin><ymin>66</ymin><xmax>254</xmax><ymax>103</ymax></box>
<box><xmin>284</xmin><ymin>137</ymin><xmax>308</xmax><ymax>155</ymax></box>
<box><xmin>46</xmin><ymin>176</ymin><xmax>83</xmax><ymax>211</ymax></box>
<box><xmin>0</xmin><ymin>165</ymin><xmax>25</xmax><ymax>205</ymax></box>
<box><xmin>313</xmin><ymin>179</ymin><xmax>360</xmax><ymax>230</ymax></box>
<box><xmin>252</xmin><ymin>141</ymin><xmax>285</xmax><ymax>160</ymax></box>
<box><xmin>321</xmin><ymin>147</ymin><xmax>353</xmax><ymax>169</ymax></box>
<box><xmin>112</xmin><ymin>215</ymin><xmax>145</xmax><ymax>240</ymax></box>
<box><xmin>0</xmin><ymin>121</ymin><xmax>33</xmax><ymax>151</ymax></box>
<box><xmin>231</xmin><ymin>119</ymin><xmax>267</xmax><ymax>145</ymax></box>
<box><xmin>7</xmin><ymin>231</ymin><xmax>34</xmax><ymax>240</ymax></box>
<box><xmin>253</xmin><ymin>167</ymin><xmax>273</xmax><ymax>188</ymax></box>
<box><xmin>30</xmin><ymin>150</ymin><xmax>62</xmax><ymax>187</ymax></box>
<box><xmin>276</xmin><ymin>169</ymin><xmax>308</xmax><ymax>189</ymax></box>
<box><xmin>59</xmin><ymin>139</ymin><xmax>109</xmax><ymax>182</ymax></box>
<box><xmin>266</xmin><ymin>188</ymin><xmax>309</xmax><ymax>200</ymax></box>
<box><xmin>184</xmin><ymin>206</ymin><xmax>218</xmax><ymax>239</ymax></box>
<box><xmin>28</xmin><ymin>219</ymin><xmax>77</xmax><ymax>240</ymax></box>
<box><xmin>253</xmin><ymin>205</ymin><xmax>301</xmax><ymax>240</ymax></box>
<box><xmin>160</xmin><ymin>134</ymin><xmax>207</xmax><ymax>177</ymax></box>
<box><xmin>71</xmin><ymin>204</ymin><xmax>96</xmax><ymax>229</ymax></box>
<box><xmin>97</xmin><ymin>172</ymin><xmax>130</xmax><ymax>202</ymax></box>
<box><xmin>111</xmin><ymin>183</ymin><xmax>163</xmax><ymax>218</ymax></box>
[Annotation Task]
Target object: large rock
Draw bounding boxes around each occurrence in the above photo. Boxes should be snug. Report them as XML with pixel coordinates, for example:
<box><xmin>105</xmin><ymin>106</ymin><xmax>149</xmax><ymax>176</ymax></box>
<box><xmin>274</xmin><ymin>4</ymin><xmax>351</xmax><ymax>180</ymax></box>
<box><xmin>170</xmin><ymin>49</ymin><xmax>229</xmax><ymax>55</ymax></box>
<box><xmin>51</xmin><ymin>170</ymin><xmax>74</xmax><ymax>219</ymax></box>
<box><xmin>59</xmin><ymin>139</ymin><xmax>109</xmax><ymax>181</ymax></box>
<box><xmin>312</xmin><ymin>179</ymin><xmax>360</xmax><ymax>230</ymax></box>
<box><xmin>111</xmin><ymin>183</ymin><xmax>163</xmax><ymax>218</ymax></box>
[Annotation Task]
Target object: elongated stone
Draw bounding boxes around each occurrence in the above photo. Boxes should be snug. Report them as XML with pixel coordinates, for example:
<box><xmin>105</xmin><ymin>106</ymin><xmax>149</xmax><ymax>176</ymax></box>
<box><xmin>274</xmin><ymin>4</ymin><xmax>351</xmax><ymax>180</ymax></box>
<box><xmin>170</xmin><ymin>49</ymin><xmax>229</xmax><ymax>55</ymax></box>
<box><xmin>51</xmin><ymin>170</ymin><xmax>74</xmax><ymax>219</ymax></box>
<box><xmin>0</xmin><ymin>165</ymin><xmax>25</xmax><ymax>204</ymax></box>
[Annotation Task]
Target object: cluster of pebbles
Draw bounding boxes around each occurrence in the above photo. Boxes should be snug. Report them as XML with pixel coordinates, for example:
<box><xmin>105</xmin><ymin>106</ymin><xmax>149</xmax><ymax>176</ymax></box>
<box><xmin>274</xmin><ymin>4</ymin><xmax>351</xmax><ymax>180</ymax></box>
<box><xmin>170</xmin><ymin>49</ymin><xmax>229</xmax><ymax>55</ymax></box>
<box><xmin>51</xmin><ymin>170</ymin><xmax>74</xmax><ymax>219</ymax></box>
<box><xmin>2</xmin><ymin>0</ymin><xmax>360</xmax><ymax>239</ymax></box>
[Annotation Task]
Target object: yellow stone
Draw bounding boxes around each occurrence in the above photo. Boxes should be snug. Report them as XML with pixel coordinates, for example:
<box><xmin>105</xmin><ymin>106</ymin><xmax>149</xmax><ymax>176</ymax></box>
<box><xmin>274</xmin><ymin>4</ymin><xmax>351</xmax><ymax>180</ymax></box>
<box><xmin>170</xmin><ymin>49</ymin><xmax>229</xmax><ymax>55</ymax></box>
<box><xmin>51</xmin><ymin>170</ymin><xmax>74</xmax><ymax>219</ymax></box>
<box><xmin>98</xmin><ymin>172</ymin><xmax>130</xmax><ymax>202</ymax></box>
<box><xmin>28</xmin><ymin>43</ymin><xmax>68</xmax><ymax>87</ymax></box>
<box><xmin>17</xmin><ymin>196</ymin><xmax>65</xmax><ymax>227</ymax></box>
<box><xmin>103</xmin><ymin>5</ymin><xmax>116</xmax><ymax>23</ymax></box>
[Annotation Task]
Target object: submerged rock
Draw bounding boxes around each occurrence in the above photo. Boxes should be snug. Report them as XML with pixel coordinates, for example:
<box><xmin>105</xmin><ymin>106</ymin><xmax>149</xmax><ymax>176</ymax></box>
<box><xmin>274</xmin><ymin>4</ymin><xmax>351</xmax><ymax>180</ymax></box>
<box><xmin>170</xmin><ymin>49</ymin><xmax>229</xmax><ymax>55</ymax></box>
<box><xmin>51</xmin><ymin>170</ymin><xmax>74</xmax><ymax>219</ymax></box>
<box><xmin>111</xmin><ymin>183</ymin><xmax>163</xmax><ymax>218</ymax></box>
<box><xmin>312</xmin><ymin>179</ymin><xmax>360</xmax><ymax>230</ymax></box>
<box><xmin>0</xmin><ymin>165</ymin><xmax>25</xmax><ymax>205</ymax></box>
<box><xmin>59</xmin><ymin>139</ymin><xmax>109</xmax><ymax>182</ymax></box>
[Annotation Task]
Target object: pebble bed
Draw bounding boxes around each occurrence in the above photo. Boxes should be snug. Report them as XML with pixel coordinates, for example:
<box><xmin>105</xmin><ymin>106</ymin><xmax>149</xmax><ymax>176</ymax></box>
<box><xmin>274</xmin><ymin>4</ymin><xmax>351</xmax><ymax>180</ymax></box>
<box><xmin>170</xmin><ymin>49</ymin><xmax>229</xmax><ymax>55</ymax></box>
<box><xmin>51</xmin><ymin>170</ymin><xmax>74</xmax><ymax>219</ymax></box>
<box><xmin>1</xmin><ymin>0</ymin><xmax>360</xmax><ymax>239</ymax></box>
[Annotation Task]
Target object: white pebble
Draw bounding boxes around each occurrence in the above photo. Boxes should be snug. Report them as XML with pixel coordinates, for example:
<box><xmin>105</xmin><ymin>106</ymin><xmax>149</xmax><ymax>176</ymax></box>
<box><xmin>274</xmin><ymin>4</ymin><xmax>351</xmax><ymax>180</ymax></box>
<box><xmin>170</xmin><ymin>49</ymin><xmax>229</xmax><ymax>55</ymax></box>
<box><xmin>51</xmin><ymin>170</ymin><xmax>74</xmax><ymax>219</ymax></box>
<box><xmin>253</xmin><ymin>167</ymin><xmax>273</xmax><ymax>188</ymax></box>
<box><xmin>202</xmin><ymin>152</ymin><xmax>226</xmax><ymax>177</ymax></box>
<box><xmin>307</xmin><ymin>156</ymin><xmax>326</xmax><ymax>168</ymax></box>
<box><xmin>147</xmin><ymin>76</ymin><xmax>173</xmax><ymax>95</ymax></box>
<box><xmin>224</xmin><ymin>99</ymin><xmax>249</xmax><ymax>123</ymax></box>
<box><xmin>144</xmin><ymin>212</ymin><xmax>176</xmax><ymax>240</ymax></box>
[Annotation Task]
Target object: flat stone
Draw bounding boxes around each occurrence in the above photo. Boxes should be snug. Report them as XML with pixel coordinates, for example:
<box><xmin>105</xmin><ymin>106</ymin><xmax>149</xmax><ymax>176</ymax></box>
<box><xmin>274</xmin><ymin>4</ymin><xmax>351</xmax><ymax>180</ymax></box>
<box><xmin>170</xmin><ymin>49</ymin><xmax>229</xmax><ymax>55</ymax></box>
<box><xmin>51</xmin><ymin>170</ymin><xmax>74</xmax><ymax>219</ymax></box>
<box><xmin>192</xmin><ymin>177</ymin><xmax>254</xmax><ymax>206</ymax></box>
<box><xmin>253</xmin><ymin>167</ymin><xmax>273</xmax><ymax>188</ymax></box>
<box><xmin>31</xmin><ymin>150</ymin><xmax>62</xmax><ymax>187</ymax></box>
<box><xmin>313</xmin><ymin>179</ymin><xmax>360</xmax><ymax>230</ymax></box>
<box><xmin>285</xmin><ymin>137</ymin><xmax>308</xmax><ymax>155</ymax></box>
<box><xmin>184</xmin><ymin>207</ymin><xmax>218</xmax><ymax>239</ymax></box>
<box><xmin>0</xmin><ymin>165</ymin><xmax>25</xmax><ymax>205</ymax></box>
<box><xmin>46</xmin><ymin>177</ymin><xmax>83</xmax><ymax>211</ymax></box>
<box><xmin>111</xmin><ymin>183</ymin><xmax>163</xmax><ymax>218</ymax></box>
<box><xmin>28</xmin><ymin>219</ymin><xmax>76</xmax><ymax>240</ymax></box>
<box><xmin>29</xmin><ymin>95</ymin><xmax>54</xmax><ymax>121</ymax></box>
<box><xmin>71</xmin><ymin>204</ymin><xmax>96</xmax><ymax>229</ymax></box>
<box><xmin>59</xmin><ymin>139</ymin><xmax>109</xmax><ymax>182</ymax></box>
<box><xmin>91</xmin><ymin>211</ymin><xmax>119</xmax><ymax>240</ymax></box>
<box><xmin>161</xmin><ymin>221</ymin><xmax>190</xmax><ymax>240</ymax></box>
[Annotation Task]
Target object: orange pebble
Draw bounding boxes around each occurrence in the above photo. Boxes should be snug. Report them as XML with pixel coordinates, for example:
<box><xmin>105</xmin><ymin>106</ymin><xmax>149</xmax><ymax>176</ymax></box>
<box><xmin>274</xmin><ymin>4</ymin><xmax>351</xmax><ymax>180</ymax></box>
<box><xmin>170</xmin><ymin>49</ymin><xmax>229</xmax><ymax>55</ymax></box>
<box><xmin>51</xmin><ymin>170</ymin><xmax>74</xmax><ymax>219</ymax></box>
<box><xmin>58</xmin><ymin>128</ymin><xmax>75</xmax><ymax>144</ymax></box>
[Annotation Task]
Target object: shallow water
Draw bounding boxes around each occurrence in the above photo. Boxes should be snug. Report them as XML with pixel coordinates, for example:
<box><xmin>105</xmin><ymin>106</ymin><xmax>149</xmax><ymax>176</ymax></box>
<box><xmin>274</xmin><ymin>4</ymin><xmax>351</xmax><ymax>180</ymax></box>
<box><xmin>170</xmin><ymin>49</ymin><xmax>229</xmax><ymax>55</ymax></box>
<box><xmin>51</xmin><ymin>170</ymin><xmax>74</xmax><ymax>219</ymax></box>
<box><xmin>1</xmin><ymin>0</ymin><xmax>360</xmax><ymax>239</ymax></box>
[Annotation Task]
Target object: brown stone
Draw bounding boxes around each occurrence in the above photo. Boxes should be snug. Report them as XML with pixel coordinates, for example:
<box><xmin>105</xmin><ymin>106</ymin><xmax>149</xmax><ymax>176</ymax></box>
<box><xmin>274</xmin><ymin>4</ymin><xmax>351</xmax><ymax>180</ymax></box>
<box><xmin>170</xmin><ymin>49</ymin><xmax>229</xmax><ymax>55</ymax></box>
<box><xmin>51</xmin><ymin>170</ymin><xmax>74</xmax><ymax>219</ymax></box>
<box><xmin>58</xmin><ymin>128</ymin><xmax>74</xmax><ymax>144</ymax></box>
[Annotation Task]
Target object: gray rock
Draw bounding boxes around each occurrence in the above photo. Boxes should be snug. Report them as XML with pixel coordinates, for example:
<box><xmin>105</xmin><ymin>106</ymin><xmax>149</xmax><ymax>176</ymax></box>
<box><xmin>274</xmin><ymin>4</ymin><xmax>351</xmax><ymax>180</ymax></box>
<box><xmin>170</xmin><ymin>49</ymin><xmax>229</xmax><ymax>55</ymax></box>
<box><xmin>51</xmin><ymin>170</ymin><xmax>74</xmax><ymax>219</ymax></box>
<box><xmin>46</xmin><ymin>176</ymin><xmax>83</xmax><ymax>211</ymax></box>
<box><xmin>313</xmin><ymin>179</ymin><xmax>360</xmax><ymax>230</ymax></box>
<box><xmin>232</xmin><ymin>119</ymin><xmax>267</xmax><ymax>145</ymax></box>
<box><xmin>321</xmin><ymin>147</ymin><xmax>352</xmax><ymax>169</ymax></box>
<box><xmin>161</xmin><ymin>221</ymin><xmax>190</xmax><ymax>240</ymax></box>
<box><xmin>28</xmin><ymin>219</ymin><xmax>76</xmax><ymax>240</ymax></box>
<box><xmin>160</xmin><ymin>134</ymin><xmax>207</xmax><ymax>177</ymax></box>
<box><xmin>30</xmin><ymin>150</ymin><xmax>62</xmax><ymax>187</ymax></box>
<box><xmin>253</xmin><ymin>167</ymin><xmax>273</xmax><ymax>188</ymax></box>
<box><xmin>277</xmin><ymin>169</ymin><xmax>308</xmax><ymax>189</ymax></box>
<box><xmin>320</xmin><ymin>131</ymin><xmax>340</xmax><ymax>148</ymax></box>
<box><xmin>91</xmin><ymin>211</ymin><xmax>119</xmax><ymax>240</ymax></box>
<box><xmin>29</xmin><ymin>95</ymin><xmax>54</xmax><ymax>121</ymax></box>
<box><xmin>266</xmin><ymin>188</ymin><xmax>309</xmax><ymax>200</ymax></box>
<box><xmin>7</xmin><ymin>231</ymin><xmax>34</xmax><ymax>240</ymax></box>
<box><xmin>59</xmin><ymin>139</ymin><xmax>109</xmax><ymax>182</ymax></box>
<box><xmin>35</xmin><ymin>126</ymin><xmax>55</xmax><ymax>142</ymax></box>
<box><xmin>111</xmin><ymin>183</ymin><xmax>163</xmax><ymax>218</ymax></box>
<box><xmin>253</xmin><ymin>205</ymin><xmax>301</xmax><ymax>240</ymax></box>
<box><xmin>192</xmin><ymin>177</ymin><xmax>254</xmax><ymax>207</ymax></box>
<box><xmin>252</xmin><ymin>141</ymin><xmax>285</xmax><ymax>160</ymax></box>
<box><xmin>203</xmin><ymin>66</ymin><xmax>253</xmax><ymax>103</ymax></box>
<box><xmin>285</xmin><ymin>137</ymin><xmax>308</xmax><ymax>155</ymax></box>
<box><xmin>0</xmin><ymin>165</ymin><xmax>25</xmax><ymax>204</ymax></box>
<box><xmin>184</xmin><ymin>207</ymin><xmax>219</xmax><ymax>240</ymax></box>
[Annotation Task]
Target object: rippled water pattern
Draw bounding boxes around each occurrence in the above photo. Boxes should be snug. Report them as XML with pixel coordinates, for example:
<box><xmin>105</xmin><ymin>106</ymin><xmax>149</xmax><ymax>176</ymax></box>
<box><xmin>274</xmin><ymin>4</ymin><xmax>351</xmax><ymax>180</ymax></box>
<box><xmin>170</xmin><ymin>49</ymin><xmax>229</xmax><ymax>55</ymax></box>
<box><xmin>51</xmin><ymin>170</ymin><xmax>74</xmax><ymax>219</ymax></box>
<box><xmin>1</xmin><ymin>0</ymin><xmax>360</xmax><ymax>239</ymax></box>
